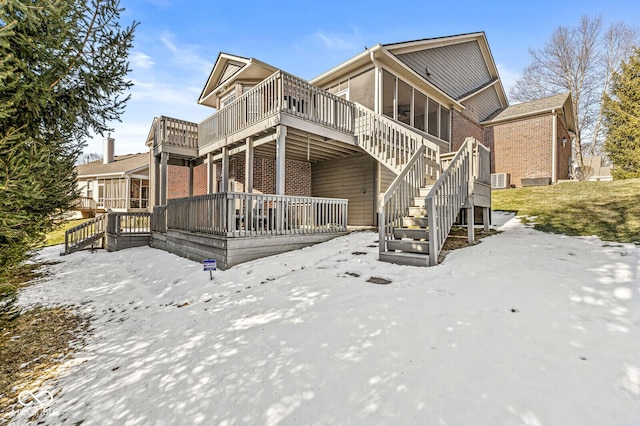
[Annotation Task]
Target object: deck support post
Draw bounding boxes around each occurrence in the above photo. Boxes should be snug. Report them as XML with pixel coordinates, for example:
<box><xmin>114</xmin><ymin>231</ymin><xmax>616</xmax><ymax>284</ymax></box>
<box><xmin>159</xmin><ymin>152</ymin><xmax>168</xmax><ymax>206</ymax></box>
<box><xmin>467</xmin><ymin>206</ymin><xmax>475</xmax><ymax>244</ymax></box>
<box><xmin>483</xmin><ymin>207</ymin><xmax>490</xmax><ymax>232</ymax></box>
<box><xmin>245</xmin><ymin>137</ymin><xmax>254</xmax><ymax>193</ymax></box>
<box><xmin>188</xmin><ymin>160</ymin><xmax>194</xmax><ymax>197</ymax></box>
<box><xmin>206</xmin><ymin>152</ymin><xmax>217</xmax><ymax>194</ymax></box>
<box><xmin>275</xmin><ymin>125</ymin><xmax>287</xmax><ymax>195</ymax></box>
<box><xmin>221</xmin><ymin>146</ymin><xmax>229</xmax><ymax>192</ymax></box>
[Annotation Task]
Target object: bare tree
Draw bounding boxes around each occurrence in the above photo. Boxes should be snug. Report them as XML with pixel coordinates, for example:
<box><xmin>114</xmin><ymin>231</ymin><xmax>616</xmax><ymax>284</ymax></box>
<box><xmin>510</xmin><ymin>15</ymin><xmax>638</xmax><ymax>172</ymax></box>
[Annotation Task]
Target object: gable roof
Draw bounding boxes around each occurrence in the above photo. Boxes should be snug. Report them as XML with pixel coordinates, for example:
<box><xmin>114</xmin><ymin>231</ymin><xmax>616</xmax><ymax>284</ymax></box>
<box><xmin>76</xmin><ymin>153</ymin><xmax>148</xmax><ymax>177</ymax></box>
<box><xmin>198</xmin><ymin>53</ymin><xmax>279</xmax><ymax>108</ymax></box>
<box><xmin>482</xmin><ymin>92</ymin><xmax>575</xmax><ymax>132</ymax></box>
<box><xmin>310</xmin><ymin>32</ymin><xmax>508</xmax><ymax>116</ymax></box>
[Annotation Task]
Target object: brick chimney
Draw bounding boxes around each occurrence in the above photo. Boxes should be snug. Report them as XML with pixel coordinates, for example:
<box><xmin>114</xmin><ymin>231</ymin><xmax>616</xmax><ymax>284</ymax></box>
<box><xmin>103</xmin><ymin>133</ymin><xmax>115</xmax><ymax>164</ymax></box>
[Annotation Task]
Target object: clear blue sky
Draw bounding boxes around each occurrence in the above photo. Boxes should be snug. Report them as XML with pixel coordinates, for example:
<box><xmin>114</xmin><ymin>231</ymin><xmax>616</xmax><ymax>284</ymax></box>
<box><xmin>88</xmin><ymin>0</ymin><xmax>640</xmax><ymax>155</ymax></box>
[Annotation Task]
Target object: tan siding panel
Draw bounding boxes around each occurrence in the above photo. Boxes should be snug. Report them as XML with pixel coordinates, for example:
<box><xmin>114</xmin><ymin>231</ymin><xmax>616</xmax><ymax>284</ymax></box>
<box><xmin>379</xmin><ymin>164</ymin><xmax>397</xmax><ymax>193</ymax></box>
<box><xmin>311</xmin><ymin>154</ymin><xmax>375</xmax><ymax>226</ymax></box>
<box><xmin>396</xmin><ymin>41</ymin><xmax>491</xmax><ymax>99</ymax></box>
<box><xmin>463</xmin><ymin>86</ymin><xmax>502</xmax><ymax>122</ymax></box>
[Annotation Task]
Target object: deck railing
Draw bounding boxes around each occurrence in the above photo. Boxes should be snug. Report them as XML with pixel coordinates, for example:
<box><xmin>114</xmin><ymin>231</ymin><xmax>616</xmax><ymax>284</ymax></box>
<box><xmin>75</xmin><ymin>197</ymin><xmax>97</xmax><ymax>211</ymax></box>
<box><xmin>62</xmin><ymin>214</ymin><xmax>107</xmax><ymax>255</ymax></box>
<box><xmin>474</xmin><ymin>142</ymin><xmax>491</xmax><ymax>185</ymax></box>
<box><xmin>198</xmin><ymin>71</ymin><xmax>355</xmax><ymax>148</ymax></box>
<box><xmin>152</xmin><ymin>205</ymin><xmax>167</xmax><ymax>233</ymax></box>
<box><xmin>166</xmin><ymin>192</ymin><xmax>348</xmax><ymax>237</ymax></box>
<box><xmin>154</xmin><ymin>116</ymin><xmax>199</xmax><ymax>150</ymax></box>
<box><xmin>378</xmin><ymin>145</ymin><xmax>428</xmax><ymax>254</ymax></box>
<box><xmin>106</xmin><ymin>212</ymin><xmax>152</xmax><ymax>235</ymax></box>
<box><xmin>354</xmin><ymin>103</ymin><xmax>441</xmax><ymax>179</ymax></box>
<box><xmin>426</xmin><ymin>138</ymin><xmax>478</xmax><ymax>265</ymax></box>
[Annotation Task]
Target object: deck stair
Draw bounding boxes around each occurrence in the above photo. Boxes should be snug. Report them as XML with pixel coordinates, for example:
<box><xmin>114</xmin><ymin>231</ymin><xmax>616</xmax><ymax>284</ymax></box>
<box><xmin>377</xmin><ymin>137</ymin><xmax>491</xmax><ymax>267</ymax></box>
<box><xmin>380</xmin><ymin>185</ymin><xmax>434</xmax><ymax>267</ymax></box>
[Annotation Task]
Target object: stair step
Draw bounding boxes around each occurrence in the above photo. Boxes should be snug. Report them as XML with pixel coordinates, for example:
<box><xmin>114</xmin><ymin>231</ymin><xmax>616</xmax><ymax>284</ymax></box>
<box><xmin>387</xmin><ymin>239</ymin><xmax>430</xmax><ymax>254</ymax></box>
<box><xmin>408</xmin><ymin>206</ymin><xmax>427</xmax><ymax>217</ymax></box>
<box><xmin>403</xmin><ymin>216</ymin><xmax>429</xmax><ymax>227</ymax></box>
<box><xmin>413</xmin><ymin>197</ymin><xmax>426</xmax><ymax>207</ymax></box>
<box><xmin>393</xmin><ymin>228</ymin><xmax>429</xmax><ymax>240</ymax></box>
<box><xmin>379</xmin><ymin>251</ymin><xmax>431</xmax><ymax>267</ymax></box>
<box><xmin>419</xmin><ymin>186</ymin><xmax>434</xmax><ymax>197</ymax></box>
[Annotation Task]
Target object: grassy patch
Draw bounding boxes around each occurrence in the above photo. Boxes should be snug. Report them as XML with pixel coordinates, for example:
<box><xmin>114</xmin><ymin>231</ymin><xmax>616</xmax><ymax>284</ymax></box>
<box><xmin>492</xmin><ymin>179</ymin><xmax>640</xmax><ymax>243</ymax></box>
<box><xmin>43</xmin><ymin>218</ymin><xmax>90</xmax><ymax>247</ymax></box>
<box><xmin>0</xmin><ymin>263</ymin><xmax>88</xmax><ymax>423</ymax></box>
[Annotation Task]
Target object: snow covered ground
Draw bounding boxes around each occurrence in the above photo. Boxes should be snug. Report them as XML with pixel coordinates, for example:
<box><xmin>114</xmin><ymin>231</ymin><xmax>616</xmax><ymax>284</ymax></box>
<box><xmin>11</xmin><ymin>213</ymin><xmax>640</xmax><ymax>425</ymax></box>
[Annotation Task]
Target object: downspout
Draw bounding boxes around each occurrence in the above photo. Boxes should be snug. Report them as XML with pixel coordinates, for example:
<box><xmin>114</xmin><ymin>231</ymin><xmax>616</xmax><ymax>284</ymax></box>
<box><xmin>551</xmin><ymin>109</ymin><xmax>557</xmax><ymax>184</ymax></box>
<box><xmin>371</xmin><ymin>49</ymin><xmax>383</xmax><ymax>228</ymax></box>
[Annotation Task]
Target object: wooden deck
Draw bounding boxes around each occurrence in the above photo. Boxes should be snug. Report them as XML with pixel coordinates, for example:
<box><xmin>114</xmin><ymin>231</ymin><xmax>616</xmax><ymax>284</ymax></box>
<box><xmin>150</xmin><ymin>192</ymin><xmax>348</xmax><ymax>269</ymax></box>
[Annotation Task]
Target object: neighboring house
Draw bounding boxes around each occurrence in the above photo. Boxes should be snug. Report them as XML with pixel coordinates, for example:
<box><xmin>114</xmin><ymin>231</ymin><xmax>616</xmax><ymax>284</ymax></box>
<box><xmin>582</xmin><ymin>156</ymin><xmax>613</xmax><ymax>181</ymax></box>
<box><xmin>75</xmin><ymin>136</ymin><xmax>150</xmax><ymax>217</ymax></box>
<box><xmin>482</xmin><ymin>92</ymin><xmax>576</xmax><ymax>187</ymax></box>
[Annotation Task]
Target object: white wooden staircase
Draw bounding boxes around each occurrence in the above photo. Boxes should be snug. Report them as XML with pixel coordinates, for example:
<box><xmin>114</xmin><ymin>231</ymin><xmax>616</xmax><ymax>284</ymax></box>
<box><xmin>380</xmin><ymin>185</ymin><xmax>434</xmax><ymax>267</ymax></box>
<box><xmin>352</xmin><ymin>104</ymin><xmax>492</xmax><ymax>267</ymax></box>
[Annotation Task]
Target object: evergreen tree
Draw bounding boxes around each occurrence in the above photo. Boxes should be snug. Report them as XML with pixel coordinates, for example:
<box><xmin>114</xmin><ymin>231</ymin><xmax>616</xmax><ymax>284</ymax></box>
<box><xmin>0</xmin><ymin>1</ymin><xmax>137</xmax><ymax>271</ymax></box>
<box><xmin>602</xmin><ymin>47</ymin><xmax>640</xmax><ymax>179</ymax></box>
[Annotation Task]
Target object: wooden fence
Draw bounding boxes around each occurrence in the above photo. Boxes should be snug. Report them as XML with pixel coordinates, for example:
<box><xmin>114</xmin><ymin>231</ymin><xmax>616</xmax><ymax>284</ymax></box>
<box><xmin>165</xmin><ymin>192</ymin><xmax>348</xmax><ymax>237</ymax></box>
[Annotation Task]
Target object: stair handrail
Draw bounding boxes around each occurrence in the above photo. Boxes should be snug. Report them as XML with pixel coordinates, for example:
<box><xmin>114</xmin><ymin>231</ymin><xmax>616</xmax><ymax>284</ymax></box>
<box><xmin>426</xmin><ymin>138</ymin><xmax>475</xmax><ymax>265</ymax></box>
<box><xmin>353</xmin><ymin>103</ymin><xmax>441</xmax><ymax>180</ymax></box>
<box><xmin>62</xmin><ymin>213</ymin><xmax>107</xmax><ymax>255</ymax></box>
<box><xmin>378</xmin><ymin>144</ymin><xmax>427</xmax><ymax>256</ymax></box>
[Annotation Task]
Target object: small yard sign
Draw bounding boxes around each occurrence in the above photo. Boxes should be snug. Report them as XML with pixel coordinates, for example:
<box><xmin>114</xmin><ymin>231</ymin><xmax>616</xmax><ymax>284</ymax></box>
<box><xmin>203</xmin><ymin>258</ymin><xmax>217</xmax><ymax>280</ymax></box>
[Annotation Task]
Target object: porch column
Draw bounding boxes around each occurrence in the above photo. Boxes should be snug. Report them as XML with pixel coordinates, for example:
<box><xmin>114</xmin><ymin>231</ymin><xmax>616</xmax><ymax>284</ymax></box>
<box><xmin>188</xmin><ymin>160</ymin><xmax>194</xmax><ymax>197</ymax></box>
<box><xmin>275</xmin><ymin>125</ymin><xmax>287</xmax><ymax>195</ymax></box>
<box><xmin>245</xmin><ymin>136</ymin><xmax>254</xmax><ymax>193</ymax></box>
<box><xmin>206</xmin><ymin>152</ymin><xmax>217</xmax><ymax>194</ymax></box>
<box><xmin>467</xmin><ymin>207</ymin><xmax>475</xmax><ymax>244</ymax></box>
<box><xmin>125</xmin><ymin>175</ymin><xmax>131</xmax><ymax>211</ymax></box>
<box><xmin>221</xmin><ymin>146</ymin><xmax>229</xmax><ymax>192</ymax></box>
<box><xmin>151</xmin><ymin>151</ymin><xmax>160</xmax><ymax>206</ymax></box>
<box><xmin>159</xmin><ymin>152</ymin><xmax>168</xmax><ymax>205</ymax></box>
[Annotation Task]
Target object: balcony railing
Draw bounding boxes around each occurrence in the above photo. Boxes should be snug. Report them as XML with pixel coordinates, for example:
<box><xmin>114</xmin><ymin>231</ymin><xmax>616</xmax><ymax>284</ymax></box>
<box><xmin>164</xmin><ymin>192</ymin><xmax>348</xmax><ymax>237</ymax></box>
<box><xmin>75</xmin><ymin>196</ymin><xmax>97</xmax><ymax>211</ymax></box>
<box><xmin>153</xmin><ymin>116</ymin><xmax>198</xmax><ymax>150</ymax></box>
<box><xmin>198</xmin><ymin>71</ymin><xmax>355</xmax><ymax>148</ymax></box>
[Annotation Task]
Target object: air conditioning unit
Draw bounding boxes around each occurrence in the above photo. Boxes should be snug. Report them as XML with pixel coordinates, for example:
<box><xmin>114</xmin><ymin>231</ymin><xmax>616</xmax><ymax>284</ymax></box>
<box><xmin>491</xmin><ymin>173</ymin><xmax>510</xmax><ymax>189</ymax></box>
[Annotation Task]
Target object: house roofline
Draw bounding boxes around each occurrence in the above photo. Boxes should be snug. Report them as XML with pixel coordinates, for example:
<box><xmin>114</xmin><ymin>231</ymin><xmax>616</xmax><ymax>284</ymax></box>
<box><xmin>481</xmin><ymin>93</ymin><xmax>575</xmax><ymax>131</ymax></box>
<box><xmin>198</xmin><ymin>53</ymin><xmax>279</xmax><ymax>107</ymax></box>
<box><xmin>310</xmin><ymin>44</ymin><xmax>464</xmax><ymax>110</ymax></box>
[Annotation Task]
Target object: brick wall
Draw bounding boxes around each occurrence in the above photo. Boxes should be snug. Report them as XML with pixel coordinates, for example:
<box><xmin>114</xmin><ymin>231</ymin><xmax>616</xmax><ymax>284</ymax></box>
<box><xmin>215</xmin><ymin>156</ymin><xmax>311</xmax><ymax>196</ymax></box>
<box><xmin>167</xmin><ymin>165</ymin><xmax>189</xmax><ymax>199</ymax></box>
<box><xmin>452</xmin><ymin>110</ymin><xmax>484</xmax><ymax>152</ymax></box>
<box><xmin>489</xmin><ymin>115</ymin><xmax>554</xmax><ymax>187</ymax></box>
<box><xmin>167</xmin><ymin>163</ymin><xmax>209</xmax><ymax>199</ymax></box>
